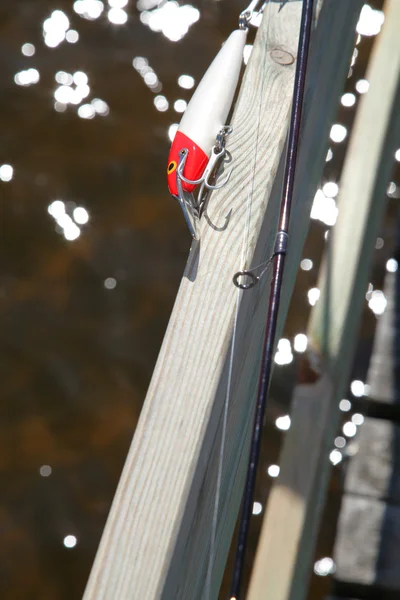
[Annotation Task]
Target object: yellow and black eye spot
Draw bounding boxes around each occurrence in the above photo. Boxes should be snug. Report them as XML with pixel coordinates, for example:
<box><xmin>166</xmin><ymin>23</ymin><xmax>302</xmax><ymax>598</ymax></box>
<box><xmin>167</xmin><ymin>160</ymin><xmax>177</xmax><ymax>175</ymax></box>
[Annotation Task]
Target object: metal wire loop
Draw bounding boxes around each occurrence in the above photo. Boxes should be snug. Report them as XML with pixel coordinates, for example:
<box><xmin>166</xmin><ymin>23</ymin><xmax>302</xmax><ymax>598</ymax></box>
<box><xmin>233</xmin><ymin>270</ymin><xmax>259</xmax><ymax>289</ymax></box>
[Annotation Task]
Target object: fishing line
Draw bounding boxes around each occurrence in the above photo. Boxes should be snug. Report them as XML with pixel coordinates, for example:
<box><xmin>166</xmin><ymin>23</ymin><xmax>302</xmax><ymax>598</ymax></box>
<box><xmin>205</xmin><ymin>3</ymin><xmax>272</xmax><ymax>598</ymax></box>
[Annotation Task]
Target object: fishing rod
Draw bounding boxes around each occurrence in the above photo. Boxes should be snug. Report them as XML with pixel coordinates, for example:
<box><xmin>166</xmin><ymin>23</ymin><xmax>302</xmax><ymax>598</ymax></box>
<box><xmin>230</xmin><ymin>0</ymin><xmax>314</xmax><ymax>597</ymax></box>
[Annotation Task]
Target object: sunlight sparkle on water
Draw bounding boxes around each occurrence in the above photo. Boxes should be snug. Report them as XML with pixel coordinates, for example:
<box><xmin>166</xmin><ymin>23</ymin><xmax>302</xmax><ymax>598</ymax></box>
<box><xmin>335</xmin><ymin>436</ymin><xmax>346</xmax><ymax>449</ymax></box>
<box><xmin>108</xmin><ymin>7</ymin><xmax>128</xmax><ymax>24</ymax></box>
<box><xmin>154</xmin><ymin>95</ymin><xmax>169</xmax><ymax>112</ymax></box>
<box><xmin>144</xmin><ymin>2</ymin><xmax>200</xmax><ymax>42</ymax></box>
<box><xmin>39</xmin><ymin>465</ymin><xmax>52</xmax><ymax>477</ymax></box>
<box><xmin>386</xmin><ymin>258</ymin><xmax>398</xmax><ymax>273</ymax></box>
<box><xmin>22</xmin><ymin>43</ymin><xmax>35</xmax><ymax>56</ymax></box>
<box><xmin>339</xmin><ymin>399</ymin><xmax>351</xmax><ymax>412</ymax></box>
<box><xmin>73</xmin><ymin>207</ymin><xmax>89</xmax><ymax>224</ymax></box>
<box><xmin>343</xmin><ymin>421</ymin><xmax>357</xmax><ymax>437</ymax></box>
<box><xmin>311</xmin><ymin>190</ymin><xmax>338</xmax><ymax>226</ymax></box>
<box><xmin>92</xmin><ymin>98</ymin><xmax>110</xmax><ymax>115</ymax></box>
<box><xmin>341</xmin><ymin>92</ymin><xmax>356</xmax><ymax>107</ymax></box>
<box><xmin>308</xmin><ymin>287</ymin><xmax>320</xmax><ymax>306</ymax></box>
<box><xmin>314</xmin><ymin>557</ymin><xmax>336</xmax><ymax>576</ymax></box>
<box><xmin>368</xmin><ymin>290</ymin><xmax>387</xmax><ymax>315</ymax></box>
<box><xmin>267</xmin><ymin>465</ymin><xmax>280</xmax><ymax>477</ymax></box>
<box><xmin>356</xmin><ymin>5</ymin><xmax>384</xmax><ymax>36</ymax></box>
<box><xmin>252</xmin><ymin>502</ymin><xmax>262</xmax><ymax>515</ymax></box>
<box><xmin>66</xmin><ymin>29</ymin><xmax>79</xmax><ymax>43</ymax></box>
<box><xmin>330</xmin><ymin>124</ymin><xmax>347</xmax><ymax>143</ymax></box>
<box><xmin>78</xmin><ymin>104</ymin><xmax>95</xmax><ymax>119</ymax></box>
<box><xmin>0</xmin><ymin>164</ymin><xmax>13</xmax><ymax>182</ymax></box>
<box><xmin>56</xmin><ymin>71</ymin><xmax>73</xmax><ymax>85</ymax></box>
<box><xmin>178</xmin><ymin>74</ymin><xmax>195</xmax><ymax>89</ymax></box>
<box><xmin>43</xmin><ymin>10</ymin><xmax>70</xmax><ymax>47</ymax></box>
<box><xmin>275</xmin><ymin>415</ymin><xmax>291</xmax><ymax>431</ymax></box>
<box><xmin>63</xmin><ymin>535</ymin><xmax>77</xmax><ymax>548</ymax></box>
<box><xmin>74</xmin><ymin>0</ymin><xmax>104</xmax><ymax>20</ymax></box>
<box><xmin>352</xmin><ymin>413</ymin><xmax>364</xmax><ymax>426</ymax></box>
<box><xmin>329</xmin><ymin>450</ymin><xmax>342</xmax><ymax>466</ymax></box>
<box><xmin>133</xmin><ymin>57</ymin><xmax>148</xmax><ymax>72</ymax></box>
<box><xmin>351</xmin><ymin>380</ymin><xmax>365</xmax><ymax>397</ymax></box>
<box><xmin>73</xmin><ymin>71</ymin><xmax>88</xmax><ymax>86</ymax></box>
<box><xmin>48</xmin><ymin>200</ymin><xmax>65</xmax><ymax>217</ymax></box>
<box><xmin>300</xmin><ymin>258</ymin><xmax>313</xmax><ymax>271</ymax></box>
<box><xmin>322</xmin><ymin>182</ymin><xmax>339</xmax><ymax>198</ymax></box>
<box><xmin>104</xmin><ymin>277</ymin><xmax>117</xmax><ymax>290</ymax></box>
<box><xmin>356</xmin><ymin>79</ymin><xmax>369</xmax><ymax>94</ymax></box>
<box><xmin>14</xmin><ymin>69</ymin><xmax>40</xmax><ymax>86</ymax></box>
<box><xmin>48</xmin><ymin>200</ymin><xmax>81</xmax><ymax>241</ymax></box>
<box><xmin>54</xmin><ymin>102</ymin><xmax>67</xmax><ymax>112</ymax></box>
<box><xmin>174</xmin><ymin>99</ymin><xmax>187</xmax><ymax>113</ymax></box>
<box><xmin>274</xmin><ymin>338</ymin><xmax>293</xmax><ymax>365</ymax></box>
<box><xmin>294</xmin><ymin>334</ymin><xmax>308</xmax><ymax>353</ymax></box>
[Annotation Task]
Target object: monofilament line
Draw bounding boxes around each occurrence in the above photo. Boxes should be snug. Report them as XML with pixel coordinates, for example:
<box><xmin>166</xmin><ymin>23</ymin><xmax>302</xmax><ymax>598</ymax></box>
<box><xmin>205</xmin><ymin>4</ymin><xmax>272</xmax><ymax>595</ymax></box>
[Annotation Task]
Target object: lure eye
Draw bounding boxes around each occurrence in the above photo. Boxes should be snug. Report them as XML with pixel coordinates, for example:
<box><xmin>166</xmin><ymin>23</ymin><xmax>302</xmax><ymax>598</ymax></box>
<box><xmin>167</xmin><ymin>161</ymin><xmax>177</xmax><ymax>174</ymax></box>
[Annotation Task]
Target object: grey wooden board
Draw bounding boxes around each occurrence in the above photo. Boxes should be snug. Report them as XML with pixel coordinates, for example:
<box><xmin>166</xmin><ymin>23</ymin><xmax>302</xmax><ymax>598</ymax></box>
<box><xmin>334</xmin><ymin>495</ymin><xmax>400</xmax><ymax>590</ymax></box>
<box><xmin>367</xmin><ymin>272</ymin><xmax>400</xmax><ymax>404</ymax></box>
<box><xmin>344</xmin><ymin>416</ymin><xmax>400</xmax><ymax>504</ymax></box>
<box><xmin>84</xmin><ymin>3</ymin><xmax>307</xmax><ymax>599</ymax></box>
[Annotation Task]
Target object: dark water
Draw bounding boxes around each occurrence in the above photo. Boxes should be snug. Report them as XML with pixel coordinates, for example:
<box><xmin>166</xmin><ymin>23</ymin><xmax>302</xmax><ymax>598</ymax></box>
<box><xmin>0</xmin><ymin>1</ymin><xmax>395</xmax><ymax>599</ymax></box>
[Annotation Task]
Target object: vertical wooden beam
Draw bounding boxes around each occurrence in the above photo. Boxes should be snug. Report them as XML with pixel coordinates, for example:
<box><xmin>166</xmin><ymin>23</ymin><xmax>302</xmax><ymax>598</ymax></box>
<box><xmin>83</xmin><ymin>1</ymin><xmax>360</xmax><ymax>598</ymax></box>
<box><xmin>247</xmin><ymin>1</ymin><xmax>400</xmax><ymax>598</ymax></box>
<box><xmin>333</xmin><ymin>263</ymin><xmax>400</xmax><ymax>591</ymax></box>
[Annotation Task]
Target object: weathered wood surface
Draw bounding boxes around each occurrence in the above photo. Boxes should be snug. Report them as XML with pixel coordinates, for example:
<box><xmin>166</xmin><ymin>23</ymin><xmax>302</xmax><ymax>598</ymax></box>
<box><xmin>247</xmin><ymin>1</ymin><xmax>400</xmax><ymax>598</ymax></box>
<box><xmin>84</xmin><ymin>3</ymin><xmax>304</xmax><ymax>598</ymax></box>
<box><xmin>367</xmin><ymin>270</ymin><xmax>400</xmax><ymax>404</ymax></box>
<box><xmin>344</xmin><ymin>416</ymin><xmax>400</xmax><ymax>504</ymax></box>
<box><xmin>334</xmin><ymin>268</ymin><xmax>400</xmax><ymax>589</ymax></box>
<box><xmin>82</xmin><ymin>0</ymin><xmax>368</xmax><ymax>597</ymax></box>
<box><xmin>335</xmin><ymin>495</ymin><xmax>400</xmax><ymax>589</ymax></box>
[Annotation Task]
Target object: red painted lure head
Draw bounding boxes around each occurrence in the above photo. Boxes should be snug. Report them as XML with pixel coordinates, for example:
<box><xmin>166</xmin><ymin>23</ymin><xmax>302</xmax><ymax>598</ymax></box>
<box><xmin>167</xmin><ymin>131</ymin><xmax>209</xmax><ymax>197</ymax></box>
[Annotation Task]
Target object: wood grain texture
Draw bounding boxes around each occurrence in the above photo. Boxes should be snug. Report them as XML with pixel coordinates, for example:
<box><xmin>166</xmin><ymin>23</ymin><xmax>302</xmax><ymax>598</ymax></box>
<box><xmin>366</xmin><ymin>271</ymin><xmax>399</xmax><ymax>404</ymax></box>
<box><xmin>248</xmin><ymin>1</ymin><xmax>400</xmax><ymax>599</ymax></box>
<box><xmin>82</xmin><ymin>0</ymin><xmax>344</xmax><ymax>597</ymax></box>
<box><xmin>334</xmin><ymin>267</ymin><xmax>400</xmax><ymax>586</ymax></box>
<box><xmin>335</xmin><ymin>495</ymin><xmax>400</xmax><ymax>589</ymax></box>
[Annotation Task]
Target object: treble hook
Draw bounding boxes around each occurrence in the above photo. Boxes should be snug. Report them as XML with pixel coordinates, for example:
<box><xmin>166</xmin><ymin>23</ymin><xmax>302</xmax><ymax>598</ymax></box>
<box><xmin>177</xmin><ymin>126</ymin><xmax>233</xmax><ymax>191</ymax></box>
<box><xmin>174</xmin><ymin>150</ymin><xmax>200</xmax><ymax>240</ymax></box>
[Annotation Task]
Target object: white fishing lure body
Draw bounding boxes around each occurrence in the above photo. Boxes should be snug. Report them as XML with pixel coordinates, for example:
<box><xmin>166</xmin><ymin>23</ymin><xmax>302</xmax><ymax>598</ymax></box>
<box><xmin>167</xmin><ymin>29</ymin><xmax>247</xmax><ymax>198</ymax></box>
<box><xmin>167</xmin><ymin>0</ymin><xmax>265</xmax><ymax>238</ymax></box>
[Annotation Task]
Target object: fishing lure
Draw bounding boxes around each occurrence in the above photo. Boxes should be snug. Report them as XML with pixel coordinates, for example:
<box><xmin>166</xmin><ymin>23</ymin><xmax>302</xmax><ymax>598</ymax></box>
<box><xmin>167</xmin><ymin>0</ymin><xmax>266</xmax><ymax>239</ymax></box>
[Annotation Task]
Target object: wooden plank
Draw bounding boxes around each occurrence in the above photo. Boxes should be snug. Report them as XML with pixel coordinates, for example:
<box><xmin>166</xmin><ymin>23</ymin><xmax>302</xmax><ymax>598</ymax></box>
<box><xmin>247</xmin><ymin>1</ymin><xmax>400</xmax><ymax>598</ymax></box>
<box><xmin>84</xmin><ymin>4</ymin><xmax>303</xmax><ymax>598</ymax></box>
<box><xmin>335</xmin><ymin>495</ymin><xmax>400</xmax><ymax>590</ymax></box>
<box><xmin>367</xmin><ymin>271</ymin><xmax>399</xmax><ymax>404</ymax></box>
<box><xmin>82</xmin><ymin>0</ymin><xmax>359</xmax><ymax>597</ymax></box>
<box><xmin>344</xmin><ymin>416</ymin><xmax>400</xmax><ymax>504</ymax></box>
<box><xmin>334</xmin><ymin>260</ymin><xmax>400</xmax><ymax>588</ymax></box>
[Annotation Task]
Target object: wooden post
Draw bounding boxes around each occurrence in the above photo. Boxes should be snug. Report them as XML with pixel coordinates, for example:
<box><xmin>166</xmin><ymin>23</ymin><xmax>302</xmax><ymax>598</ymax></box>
<box><xmin>333</xmin><ymin>260</ymin><xmax>400</xmax><ymax>594</ymax></box>
<box><xmin>247</xmin><ymin>1</ymin><xmax>400</xmax><ymax>598</ymax></box>
<box><xmin>83</xmin><ymin>1</ymin><xmax>361</xmax><ymax>598</ymax></box>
